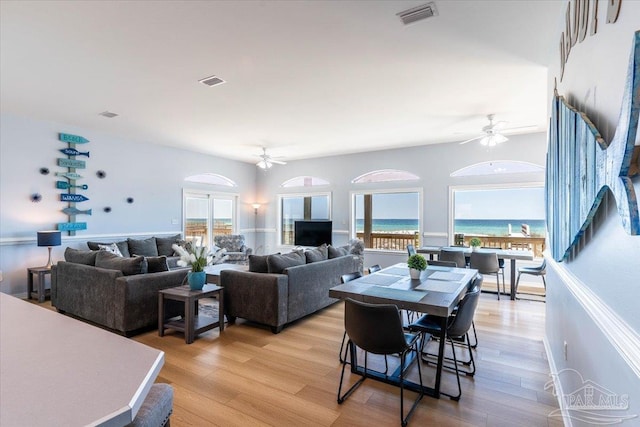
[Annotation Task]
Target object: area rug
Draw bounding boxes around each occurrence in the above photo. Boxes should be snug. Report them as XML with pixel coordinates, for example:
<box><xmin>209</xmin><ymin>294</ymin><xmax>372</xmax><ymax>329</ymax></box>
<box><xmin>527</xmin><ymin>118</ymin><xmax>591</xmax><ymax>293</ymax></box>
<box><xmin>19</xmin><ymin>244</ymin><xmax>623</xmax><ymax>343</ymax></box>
<box><xmin>198</xmin><ymin>298</ymin><xmax>220</xmax><ymax>318</ymax></box>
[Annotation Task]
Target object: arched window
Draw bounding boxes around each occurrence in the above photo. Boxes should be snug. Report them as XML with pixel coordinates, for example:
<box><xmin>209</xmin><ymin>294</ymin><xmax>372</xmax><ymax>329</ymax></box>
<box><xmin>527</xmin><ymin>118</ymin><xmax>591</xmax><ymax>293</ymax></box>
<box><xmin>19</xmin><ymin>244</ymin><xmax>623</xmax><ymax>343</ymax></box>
<box><xmin>352</xmin><ymin>169</ymin><xmax>420</xmax><ymax>184</ymax></box>
<box><xmin>184</xmin><ymin>173</ymin><xmax>237</xmax><ymax>187</ymax></box>
<box><xmin>281</xmin><ymin>176</ymin><xmax>330</xmax><ymax>188</ymax></box>
<box><xmin>450</xmin><ymin>161</ymin><xmax>544</xmax><ymax>177</ymax></box>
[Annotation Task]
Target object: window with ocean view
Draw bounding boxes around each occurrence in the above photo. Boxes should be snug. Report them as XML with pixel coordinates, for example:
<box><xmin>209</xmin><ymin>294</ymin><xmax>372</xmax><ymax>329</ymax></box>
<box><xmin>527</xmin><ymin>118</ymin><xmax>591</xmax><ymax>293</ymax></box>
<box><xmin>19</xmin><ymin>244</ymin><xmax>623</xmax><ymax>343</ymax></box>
<box><xmin>352</xmin><ymin>190</ymin><xmax>421</xmax><ymax>251</ymax></box>
<box><xmin>279</xmin><ymin>193</ymin><xmax>331</xmax><ymax>245</ymax></box>
<box><xmin>184</xmin><ymin>191</ymin><xmax>236</xmax><ymax>248</ymax></box>
<box><xmin>452</xmin><ymin>186</ymin><xmax>546</xmax><ymax>256</ymax></box>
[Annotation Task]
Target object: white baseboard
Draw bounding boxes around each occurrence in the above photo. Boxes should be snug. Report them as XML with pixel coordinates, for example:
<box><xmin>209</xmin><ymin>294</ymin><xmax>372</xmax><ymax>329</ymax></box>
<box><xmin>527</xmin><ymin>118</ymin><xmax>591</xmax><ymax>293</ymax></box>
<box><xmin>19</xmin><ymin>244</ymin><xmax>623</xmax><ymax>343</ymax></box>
<box><xmin>543</xmin><ymin>336</ymin><xmax>573</xmax><ymax>427</ymax></box>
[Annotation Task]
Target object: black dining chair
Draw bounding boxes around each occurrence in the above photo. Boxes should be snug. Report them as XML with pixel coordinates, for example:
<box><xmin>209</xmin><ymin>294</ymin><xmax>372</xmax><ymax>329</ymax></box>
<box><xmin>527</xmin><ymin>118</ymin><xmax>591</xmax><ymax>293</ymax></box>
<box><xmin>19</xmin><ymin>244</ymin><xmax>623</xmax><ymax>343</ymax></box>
<box><xmin>338</xmin><ymin>272</ymin><xmax>363</xmax><ymax>363</ymax></box>
<box><xmin>515</xmin><ymin>259</ymin><xmax>547</xmax><ymax>298</ymax></box>
<box><xmin>407</xmin><ymin>286</ymin><xmax>481</xmax><ymax>401</ymax></box>
<box><xmin>427</xmin><ymin>260</ymin><xmax>457</xmax><ymax>268</ymax></box>
<box><xmin>407</xmin><ymin>244</ymin><xmax>416</xmax><ymax>257</ymax></box>
<box><xmin>482</xmin><ymin>247</ymin><xmax>505</xmax><ymax>288</ymax></box>
<box><xmin>368</xmin><ymin>264</ymin><xmax>382</xmax><ymax>274</ymax></box>
<box><xmin>338</xmin><ymin>298</ymin><xmax>425</xmax><ymax>426</ymax></box>
<box><xmin>469</xmin><ymin>251</ymin><xmax>503</xmax><ymax>299</ymax></box>
<box><xmin>439</xmin><ymin>249</ymin><xmax>467</xmax><ymax>268</ymax></box>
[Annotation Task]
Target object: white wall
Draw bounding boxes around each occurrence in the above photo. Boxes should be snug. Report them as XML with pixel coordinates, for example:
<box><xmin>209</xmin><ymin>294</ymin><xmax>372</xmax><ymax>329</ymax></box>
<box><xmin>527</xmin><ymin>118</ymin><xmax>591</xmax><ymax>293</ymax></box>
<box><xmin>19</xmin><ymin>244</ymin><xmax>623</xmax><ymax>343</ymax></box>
<box><xmin>545</xmin><ymin>1</ymin><xmax>640</xmax><ymax>424</ymax></box>
<box><xmin>0</xmin><ymin>113</ymin><xmax>257</xmax><ymax>296</ymax></box>
<box><xmin>254</xmin><ymin>132</ymin><xmax>547</xmax><ymax>268</ymax></box>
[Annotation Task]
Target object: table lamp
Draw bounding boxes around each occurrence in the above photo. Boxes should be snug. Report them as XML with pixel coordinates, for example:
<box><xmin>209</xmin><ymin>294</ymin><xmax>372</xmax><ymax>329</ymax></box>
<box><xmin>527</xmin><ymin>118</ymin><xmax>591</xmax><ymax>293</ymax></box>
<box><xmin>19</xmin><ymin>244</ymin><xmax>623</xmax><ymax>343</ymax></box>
<box><xmin>37</xmin><ymin>230</ymin><xmax>61</xmax><ymax>268</ymax></box>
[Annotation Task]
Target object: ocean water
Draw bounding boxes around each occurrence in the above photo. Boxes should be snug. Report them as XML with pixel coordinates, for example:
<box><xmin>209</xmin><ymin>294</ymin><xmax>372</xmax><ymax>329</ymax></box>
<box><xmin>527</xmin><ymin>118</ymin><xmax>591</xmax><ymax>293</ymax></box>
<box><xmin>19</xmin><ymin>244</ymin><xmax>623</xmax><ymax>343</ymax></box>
<box><xmin>355</xmin><ymin>219</ymin><xmax>419</xmax><ymax>233</ymax></box>
<box><xmin>353</xmin><ymin>218</ymin><xmax>546</xmax><ymax>237</ymax></box>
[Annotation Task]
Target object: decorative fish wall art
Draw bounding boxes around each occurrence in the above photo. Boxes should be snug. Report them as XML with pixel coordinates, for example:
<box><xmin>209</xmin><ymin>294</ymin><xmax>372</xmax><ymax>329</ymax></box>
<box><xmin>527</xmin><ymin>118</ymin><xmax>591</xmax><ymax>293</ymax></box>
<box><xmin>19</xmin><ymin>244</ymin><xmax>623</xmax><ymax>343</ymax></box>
<box><xmin>62</xmin><ymin>207</ymin><xmax>92</xmax><ymax>216</ymax></box>
<box><xmin>546</xmin><ymin>31</ymin><xmax>640</xmax><ymax>261</ymax></box>
<box><xmin>59</xmin><ymin>148</ymin><xmax>90</xmax><ymax>157</ymax></box>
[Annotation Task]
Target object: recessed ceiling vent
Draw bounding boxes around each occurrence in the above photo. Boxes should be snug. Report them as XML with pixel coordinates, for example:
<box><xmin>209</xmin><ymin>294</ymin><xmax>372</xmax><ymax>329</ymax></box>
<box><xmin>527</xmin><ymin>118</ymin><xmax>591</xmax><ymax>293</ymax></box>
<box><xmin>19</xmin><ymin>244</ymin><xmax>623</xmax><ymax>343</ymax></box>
<box><xmin>396</xmin><ymin>2</ymin><xmax>438</xmax><ymax>25</ymax></box>
<box><xmin>199</xmin><ymin>75</ymin><xmax>226</xmax><ymax>87</ymax></box>
<box><xmin>99</xmin><ymin>111</ymin><xmax>118</xmax><ymax>118</ymax></box>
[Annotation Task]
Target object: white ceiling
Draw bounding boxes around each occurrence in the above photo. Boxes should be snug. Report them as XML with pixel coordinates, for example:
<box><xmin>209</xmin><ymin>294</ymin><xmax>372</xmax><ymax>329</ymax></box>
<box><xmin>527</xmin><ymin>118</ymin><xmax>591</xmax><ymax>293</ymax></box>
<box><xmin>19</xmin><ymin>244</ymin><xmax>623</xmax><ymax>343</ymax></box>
<box><xmin>0</xmin><ymin>0</ymin><xmax>564</xmax><ymax>164</ymax></box>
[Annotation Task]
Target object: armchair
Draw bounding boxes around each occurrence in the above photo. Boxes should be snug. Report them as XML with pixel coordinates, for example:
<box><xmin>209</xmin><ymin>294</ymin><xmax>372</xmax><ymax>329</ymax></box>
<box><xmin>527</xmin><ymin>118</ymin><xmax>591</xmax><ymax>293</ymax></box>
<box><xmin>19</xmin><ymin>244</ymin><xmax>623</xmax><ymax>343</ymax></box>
<box><xmin>213</xmin><ymin>234</ymin><xmax>252</xmax><ymax>264</ymax></box>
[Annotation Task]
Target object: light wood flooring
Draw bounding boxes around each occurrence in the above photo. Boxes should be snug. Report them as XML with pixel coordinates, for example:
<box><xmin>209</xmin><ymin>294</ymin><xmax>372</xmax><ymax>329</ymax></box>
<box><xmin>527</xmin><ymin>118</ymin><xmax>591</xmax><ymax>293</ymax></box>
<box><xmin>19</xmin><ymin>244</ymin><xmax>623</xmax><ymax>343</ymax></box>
<box><xmin>127</xmin><ymin>280</ymin><xmax>559</xmax><ymax>427</ymax></box>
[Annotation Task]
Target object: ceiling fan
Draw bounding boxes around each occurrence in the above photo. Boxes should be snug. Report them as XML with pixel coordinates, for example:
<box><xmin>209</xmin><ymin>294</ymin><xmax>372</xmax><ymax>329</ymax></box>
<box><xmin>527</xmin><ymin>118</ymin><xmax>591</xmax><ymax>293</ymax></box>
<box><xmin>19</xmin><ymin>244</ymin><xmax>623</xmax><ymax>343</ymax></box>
<box><xmin>255</xmin><ymin>147</ymin><xmax>287</xmax><ymax>169</ymax></box>
<box><xmin>459</xmin><ymin>114</ymin><xmax>536</xmax><ymax>147</ymax></box>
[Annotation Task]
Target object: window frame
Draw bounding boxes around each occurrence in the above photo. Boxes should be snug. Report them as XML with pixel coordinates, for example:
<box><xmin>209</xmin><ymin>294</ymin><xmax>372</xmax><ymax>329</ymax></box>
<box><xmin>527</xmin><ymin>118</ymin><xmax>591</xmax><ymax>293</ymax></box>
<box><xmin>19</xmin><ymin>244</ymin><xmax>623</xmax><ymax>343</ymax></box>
<box><xmin>277</xmin><ymin>191</ymin><xmax>332</xmax><ymax>248</ymax></box>
<box><xmin>183</xmin><ymin>189</ymin><xmax>239</xmax><ymax>248</ymax></box>
<box><xmin>349</xmin><ymin>187</ymin><xmax>423</xmax><ymax>252</ymax></box>
<box><xmin>448</xmin><ymin>182</ymin><xmax>545</xmax><ymax>244</ymax></box>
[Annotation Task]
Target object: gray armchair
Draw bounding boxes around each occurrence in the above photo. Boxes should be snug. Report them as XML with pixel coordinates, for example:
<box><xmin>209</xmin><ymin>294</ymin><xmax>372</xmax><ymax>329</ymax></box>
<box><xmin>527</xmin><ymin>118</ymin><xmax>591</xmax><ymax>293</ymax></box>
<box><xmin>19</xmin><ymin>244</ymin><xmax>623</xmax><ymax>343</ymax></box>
<box><xmin>214</xmin><ymin>234</ymin><xmax>252</xmax><ymax>264</ymax></box>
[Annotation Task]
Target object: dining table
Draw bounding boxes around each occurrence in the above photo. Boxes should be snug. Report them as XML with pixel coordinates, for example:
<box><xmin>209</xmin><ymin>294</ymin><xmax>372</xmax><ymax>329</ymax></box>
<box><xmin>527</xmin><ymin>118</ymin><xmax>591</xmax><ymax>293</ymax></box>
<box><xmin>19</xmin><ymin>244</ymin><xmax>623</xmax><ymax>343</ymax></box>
<box><xmin>418</xmin><ymin>246</ymin><xmax>534</xmax><ymax>300</ymax></box>
<box><xmin>329</xmin><ymin>263</ymin><xmax>478</xmax><ymax>399</ymax></box>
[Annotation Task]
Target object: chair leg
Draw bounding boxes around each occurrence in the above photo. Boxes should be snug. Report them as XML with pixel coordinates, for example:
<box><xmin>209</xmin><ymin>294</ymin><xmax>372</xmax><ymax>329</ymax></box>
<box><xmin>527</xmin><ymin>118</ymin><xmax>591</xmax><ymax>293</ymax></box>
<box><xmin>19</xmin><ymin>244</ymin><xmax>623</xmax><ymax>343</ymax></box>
<box><xmin>496</xmin><ymin>273</ymin><xmax>501</xmax><ymax>300</ymax></box>
<box><xmin>469</xmin><ymin>321</ymin><xmax>478</xmax><ymax>349</ymax></box>
<box><xmin>337</xmin><ymin>341</ymin><xmax>366</xmax><ymax>403</ymax></box>
<box><xmin>443</xmin><ymin>338</ymin><xmax>462</xmax><ymax>401</ymax></box>
<box><xmin>339</xmin><ymin>331</ymin><xmax>348</xmax><ymax>363</ymax></box>
<box><xmin>399</xmin><ymin>345</ymin><xmax>424</xmax><ymax>427</ymax></box>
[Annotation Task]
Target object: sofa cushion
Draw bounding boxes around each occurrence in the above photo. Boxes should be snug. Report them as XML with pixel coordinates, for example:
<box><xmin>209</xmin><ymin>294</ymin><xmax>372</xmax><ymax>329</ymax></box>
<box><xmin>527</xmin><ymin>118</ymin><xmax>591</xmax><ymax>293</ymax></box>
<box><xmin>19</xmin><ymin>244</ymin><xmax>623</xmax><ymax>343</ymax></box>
<box><xmin>305</xmin><ymin>244</ymin><xmax>328</xmax><ymax>263</ymax></box>
<box><xmin>97</xmin><ymin>243</ymin><xmax>123</xmax><ymax>257</ymax></box>
<box><xmin>127</xmin><ymin>237</ymin><xmax>158</xmax><ymax>257</ymax></box>
<box><xmin>156</xmin><ymin>234</ymin><xmax>181</xmax><ymax>257</ymax></box>
<box><xmin>267</xmin><ymin>250</ymin><xmax>305</xmax><ymax>274</ymax></box>
<box><xmin>248</xmin><ymin>254</ymin><xmax>269</xmax><ymax>273</ymax></box>
<box><xmin>328</xmin><ymin>245</ymin><xmax>348</xmax><ymax>258</ymax></box>
<box><xmin>95</xmin><ymin>250</ymin><xmax>146</xmax><ymax>276</ymax></box>
<box><xmin>64</xmin><ymin>247</ymin><xmax>98</xmax><ymax>266</ymax></box>
<box><xmin>87</xmin><ymin>240</ymin><xmax>130</xmax><ymax>258</ymax></box>
<box><xmin>145</xmin><ymin>255</ymin><xmax>169</xmax><ymax>273</ymax></box>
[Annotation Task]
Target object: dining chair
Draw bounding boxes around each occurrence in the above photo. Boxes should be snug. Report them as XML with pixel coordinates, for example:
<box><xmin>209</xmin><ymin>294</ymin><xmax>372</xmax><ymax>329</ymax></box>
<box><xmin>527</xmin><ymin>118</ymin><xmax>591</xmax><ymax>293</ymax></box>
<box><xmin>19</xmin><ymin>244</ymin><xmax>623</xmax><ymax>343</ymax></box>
<box><xmin>515</xmin><ymin>259</ymin><xmax>547</xmax><ymax>297</ymax></box>
<box><xmin>469</xmin><ymin>251</ymin><xmax>503</xmax><ymax>300</ymax></box>
<box><xmin>439</xmin><ymin>249</ymin><xmax>467</xmax><ymax>268</ymax></box>
<box><xmin>338</xmin><ymin>298</ymin><xmax>424</xmax><ymax>426</ymax></box>
<box><xmin>338</xmin><ymin>272</ymin><xmax>363</xmax><ymax>363</ymax></box>
<box><xmin>482</xmin><ymin>247</ymin><xmax>505</xmax><ymax>288</ymax></box>
<box><xmin>407</xmin><ymin>286</ymin><xmax>481</xmax><ymax>401</ymax></box>
<box><xmin>427</xmin><ymin>260</ymin><xmax>457</xmax><ymax>268</ymax></box>
<box><xmin>407</xmin><ymin>244</ymin><xmax>416</xmax><ymax>257</ymax></box>
<box><xmin>368</xmin><ymin>264</ymin><xmax>381</xmax><ymax>274</ymax></box>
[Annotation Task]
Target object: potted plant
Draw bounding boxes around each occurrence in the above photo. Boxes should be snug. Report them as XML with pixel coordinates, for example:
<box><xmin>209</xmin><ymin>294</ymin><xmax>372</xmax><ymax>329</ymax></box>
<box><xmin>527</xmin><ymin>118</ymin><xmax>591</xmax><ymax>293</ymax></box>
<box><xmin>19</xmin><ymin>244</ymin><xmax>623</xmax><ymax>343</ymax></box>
<box><xmin>469</xmin><ymin>238</ymin><xmax>482</xmax><ymax>252</ymax></box>
<box><xmin>172</xmin><ymin>243</ymin><xmax>227</xmax><ymax>290</ymax></box>
<box><xmin>407</xmin><ymin>253</ymin><xmax>427</xmax><ymax>280</ymax></box>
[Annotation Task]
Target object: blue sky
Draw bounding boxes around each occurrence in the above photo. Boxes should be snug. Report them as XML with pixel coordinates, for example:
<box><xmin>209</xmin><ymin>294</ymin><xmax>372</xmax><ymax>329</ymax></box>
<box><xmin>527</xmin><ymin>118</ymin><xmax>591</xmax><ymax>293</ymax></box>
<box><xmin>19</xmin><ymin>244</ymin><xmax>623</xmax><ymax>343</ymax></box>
<box><xmin>455</xmin><ymin>187</ymin><xmax>545</xmax><ymax>220</ymax></box>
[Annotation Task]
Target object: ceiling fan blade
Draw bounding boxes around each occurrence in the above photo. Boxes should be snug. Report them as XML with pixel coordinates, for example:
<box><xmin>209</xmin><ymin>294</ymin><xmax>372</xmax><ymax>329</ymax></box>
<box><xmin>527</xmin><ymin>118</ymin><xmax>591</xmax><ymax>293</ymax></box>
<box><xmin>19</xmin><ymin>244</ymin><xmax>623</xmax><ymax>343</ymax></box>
<box><xmin>270</xmin><ymin>159</ymin><xmax>287</xmax><ymax>165</ymax></box>
<box><xmin>502</xmin><ymin>125</ymin><xmax>539</xmax><ymax>132</ymax></box>
<box><xmin>459</xmin><ymin>135</ymin><xmax>483</xmax><ymax>145</ymax></box>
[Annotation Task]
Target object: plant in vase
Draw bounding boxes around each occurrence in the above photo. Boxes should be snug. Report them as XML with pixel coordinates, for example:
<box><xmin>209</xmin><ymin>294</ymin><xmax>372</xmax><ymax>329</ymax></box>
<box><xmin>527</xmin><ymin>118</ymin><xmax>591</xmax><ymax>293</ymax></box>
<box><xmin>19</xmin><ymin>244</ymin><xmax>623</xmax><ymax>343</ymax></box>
<box><xmin>469</xmin><ymin>238</ymin><xmax>482</xmax><ymax>252</ymax></box>
<box><xmin>172</xmin><ymin>243</ymin><xmax>228</xmax><ymax>290</ymax></box>
<box><xmin>407</xmin><ymin>253</ymin><xmax>427</xmax><ymax>280</ymax></box>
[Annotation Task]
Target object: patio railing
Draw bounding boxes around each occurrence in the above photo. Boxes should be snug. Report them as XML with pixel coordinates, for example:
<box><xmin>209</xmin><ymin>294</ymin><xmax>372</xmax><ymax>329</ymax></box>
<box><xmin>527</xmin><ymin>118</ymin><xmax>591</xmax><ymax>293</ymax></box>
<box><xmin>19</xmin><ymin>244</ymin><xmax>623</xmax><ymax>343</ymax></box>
<box><xmin>460</xmin><ymin>235</ymin><xmax>546</xmax><ymax>257</ymax></box>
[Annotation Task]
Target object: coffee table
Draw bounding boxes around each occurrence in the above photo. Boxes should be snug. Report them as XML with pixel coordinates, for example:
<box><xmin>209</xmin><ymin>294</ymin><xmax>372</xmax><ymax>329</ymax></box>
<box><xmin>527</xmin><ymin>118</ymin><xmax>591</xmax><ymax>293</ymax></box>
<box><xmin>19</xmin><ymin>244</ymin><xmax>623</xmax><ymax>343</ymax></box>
<box><xmin>158</xmin><ymin>284</ymin><xmax>224</xmax><ymax>344</ymax></box>
<box><xmin>204</xmin><ymin>263</ymin><xmax>248</xmax><ymax>285</ymax></box>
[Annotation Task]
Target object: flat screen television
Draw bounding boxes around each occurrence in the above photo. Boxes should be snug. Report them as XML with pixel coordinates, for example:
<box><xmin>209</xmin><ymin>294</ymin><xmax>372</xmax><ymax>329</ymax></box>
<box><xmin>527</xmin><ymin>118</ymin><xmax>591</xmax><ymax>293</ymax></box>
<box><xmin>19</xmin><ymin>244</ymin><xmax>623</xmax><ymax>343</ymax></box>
<box><xmin>294</xmin><ymin>221</ymin><xmax>332</xmax><ymax>246</ymax></box>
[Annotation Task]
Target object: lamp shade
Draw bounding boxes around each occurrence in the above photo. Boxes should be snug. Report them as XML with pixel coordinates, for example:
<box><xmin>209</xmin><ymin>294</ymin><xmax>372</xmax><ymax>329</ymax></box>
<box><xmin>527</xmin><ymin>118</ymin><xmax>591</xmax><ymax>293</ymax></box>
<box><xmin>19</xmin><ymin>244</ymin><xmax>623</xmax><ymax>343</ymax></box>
<box><xmin>37</xmin><ymin>231</ymin><xmax>61</xmax><ymax>247</ymax></box>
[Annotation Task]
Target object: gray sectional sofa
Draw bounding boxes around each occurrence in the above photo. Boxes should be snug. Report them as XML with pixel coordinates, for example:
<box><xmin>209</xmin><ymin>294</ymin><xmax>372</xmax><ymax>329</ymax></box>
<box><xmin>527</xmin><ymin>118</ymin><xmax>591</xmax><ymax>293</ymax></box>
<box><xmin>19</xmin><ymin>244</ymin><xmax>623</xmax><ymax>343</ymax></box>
<box><xmin>220</xmin><ymin>244</ymin><xmax>361</xmax><ymax>333</ymax></box>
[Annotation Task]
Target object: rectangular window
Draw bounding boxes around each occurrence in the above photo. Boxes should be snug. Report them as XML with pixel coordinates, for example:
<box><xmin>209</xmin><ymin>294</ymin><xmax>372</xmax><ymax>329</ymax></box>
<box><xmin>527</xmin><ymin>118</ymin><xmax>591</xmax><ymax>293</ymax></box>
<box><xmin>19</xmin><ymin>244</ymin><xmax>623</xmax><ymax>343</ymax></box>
<box><xmin>279</xmin><ymin>193</ymin><xmax>331</xmax><ymax>245</ymax></box>
<box><xmin>451</xmin><ymin>184</ymin><xmax>546</xmax><ymax>255</ymax></box>
<box><xmin>352</xmin><ymin>190</ymin><xmax>421</xmax><ymax>250</ymax></box>
<box><xmin>184</xmin><ymin>191</ymin><xmax>237</xmax><ymax>248</ymax></box>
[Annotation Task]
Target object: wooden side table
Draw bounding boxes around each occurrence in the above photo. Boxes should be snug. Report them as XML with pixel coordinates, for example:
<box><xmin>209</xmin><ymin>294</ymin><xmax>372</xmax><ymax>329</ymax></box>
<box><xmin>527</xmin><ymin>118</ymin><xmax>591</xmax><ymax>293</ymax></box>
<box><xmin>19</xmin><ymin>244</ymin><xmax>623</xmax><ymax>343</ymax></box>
<box><xmin>158</xmin><ymin>284</ymin><xmax>224</xmax><ymax>344</ymax></box>
<box><xmin>27</xmin><ymin>266</ymin><xmax>52</xmax><ymax>303</ymax></box>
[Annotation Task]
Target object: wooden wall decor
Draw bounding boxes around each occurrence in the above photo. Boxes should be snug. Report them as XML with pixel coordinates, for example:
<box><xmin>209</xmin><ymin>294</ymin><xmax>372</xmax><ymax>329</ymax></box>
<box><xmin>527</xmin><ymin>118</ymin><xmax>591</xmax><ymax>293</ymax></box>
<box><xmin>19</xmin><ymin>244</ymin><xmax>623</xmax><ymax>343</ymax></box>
<box><xmin>56</xmin><ymin>132</ymin><xmax>91</xmax><ymax>235</ymax></box>
<box><xmin>546</xmin><ymin>31</ymin><xmax>640</xmax><ymax>261</ymax></box>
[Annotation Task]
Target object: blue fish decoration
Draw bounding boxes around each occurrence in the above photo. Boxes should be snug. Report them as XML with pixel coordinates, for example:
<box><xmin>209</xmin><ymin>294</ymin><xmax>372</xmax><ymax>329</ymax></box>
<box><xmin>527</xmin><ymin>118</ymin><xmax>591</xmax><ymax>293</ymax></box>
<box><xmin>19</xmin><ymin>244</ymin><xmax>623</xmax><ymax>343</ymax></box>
<box><xmin>59</xmin><ymin>148</ymin><xmax>90</xmax><ymax>157</ymax></box>
<box><xmin>60</xmin><ymin>193</ymin><xmax>89</xmax><ymax>202</ymax></box>
<box><xmin>546</xmin><ymin>31</ymin><xmax>640</xmax><ymax>261</ymax></box>
<box><xmin>62</xmin><ymin>207</ymin><xmax>92</xmax><ymax>216</ymax></box>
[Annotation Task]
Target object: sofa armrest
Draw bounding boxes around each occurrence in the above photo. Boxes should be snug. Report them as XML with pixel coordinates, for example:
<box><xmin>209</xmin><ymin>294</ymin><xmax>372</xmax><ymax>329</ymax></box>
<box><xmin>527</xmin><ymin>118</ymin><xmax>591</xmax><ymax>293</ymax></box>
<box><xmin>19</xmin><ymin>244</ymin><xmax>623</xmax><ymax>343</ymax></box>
<box><xmin>220</xmin><ymin>270</ymin><xmax>288</xmax><ymax>329</ymax></box>
<box><xmin>113</xmin><ymin>269</ymin><xmax>188</xmax><ymax>333</ymax></box>
<box><xmin>52</xmin><ymin>261</ymin><xmax>124</xmax><ymax>329</ymax></box>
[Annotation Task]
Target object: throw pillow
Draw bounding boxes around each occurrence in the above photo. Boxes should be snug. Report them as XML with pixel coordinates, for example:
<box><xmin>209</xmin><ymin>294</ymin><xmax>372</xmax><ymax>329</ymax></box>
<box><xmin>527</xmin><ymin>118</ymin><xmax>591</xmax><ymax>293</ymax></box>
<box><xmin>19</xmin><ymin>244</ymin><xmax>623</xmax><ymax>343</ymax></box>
<box><xmin>305</xmin><ymin>243</ymin><xmax>328</xmax><ymax>263</ymax></box>
<box><xmin>97</xmin><ymin>243</ymin><xmax>123</xmax><ymax>257</ymax></box>
<box><xmin>328</xmin><ymin>245</ymin><xmax>348</xmax><ymax>259</ymax></box>
<box><xmin>173</xmin><ymin>239</ymin><xmax>193</xmax><ymax>255</ymax></box>
<box><xmin>87</xmin><ymin>240</ymin><xmax>130</xmax><ymax>257</ymax></box>
<box><xmin>267</xmin><ymin>250</ymin><xmax>305</xmax><ymax>274</ymax></box>
<box><xmin>64</xmin><ymin>247</ymin><xmax>98</xmax><ymax>266</ymax></box>
<box><xmin>156</xmin><ymin>234</ymin><xmax>181</xmax><ymax>256</ymax></box>
<box><xmin>95</xmin><ymin>250</ymin><xmax>146</xmax><ymax>276</ymax></box>
<box><xmin>248</xmin><ymin>254</ymin><xmax>270</xmax><ymax>273</ymax></box>
<box><xmin>127</xmin><ymin>237</ymin><xmax>158</xmax><ymax>257</ymax></box>
<box><xmin>145</xmin><ymin>255</ymin><xmax>169</xmax><ymax>273</ymax></box>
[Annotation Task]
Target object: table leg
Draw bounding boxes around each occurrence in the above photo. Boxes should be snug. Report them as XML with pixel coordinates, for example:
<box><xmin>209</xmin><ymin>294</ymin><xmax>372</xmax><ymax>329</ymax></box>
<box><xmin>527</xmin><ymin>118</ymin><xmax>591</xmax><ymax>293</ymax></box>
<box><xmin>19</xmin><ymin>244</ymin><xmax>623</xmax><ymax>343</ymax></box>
<box><xmin>158</xmin><ymin>294</ymin><xmax>165</xmax><ymax>337</ymax></box>
<box><xmin>27</xmin><ymin>271</ymin><xmax>34</xmax><ymax>300</ymax></box>
<box><xmin>218</xmin><ymin>290</ymin><xmax>224</xmax><ymax>332</ymax></box>
<box><xmin>433</xmin><ymin>316</ymin><xmax>447</xmax><ymax>398</ymax></box>
<box><xmin>37</xmin><ymin>272</ymin><xmax>46</xmax><ymax>303</ymax></box>
<box><xmin>185</xmin><ymin>299</ymin><xmax>195</xmax><ymax>344</ymax></box>
<box><xmin>510</xmin><ymin>259</ymin><xmax>517</xmax><ymax>300</ymax></box>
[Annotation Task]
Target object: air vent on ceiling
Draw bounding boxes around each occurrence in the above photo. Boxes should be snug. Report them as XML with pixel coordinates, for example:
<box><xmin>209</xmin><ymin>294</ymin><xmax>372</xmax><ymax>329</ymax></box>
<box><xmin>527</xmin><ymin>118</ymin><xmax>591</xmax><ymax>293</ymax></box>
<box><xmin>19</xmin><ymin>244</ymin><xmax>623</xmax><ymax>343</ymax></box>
<box><xmin>396</xmin><ymin>2</ymin><xmax>438</xmax><ymax>25</ymax></box>
<box><xmin>199</xmin><ymin>75</ymin><xmax>226</xmax><ymax>87</ymax></box>
<box><xmin>99</xmin><ymin>111</ymin><xmax>118</xmax><ymax>118</ymax></box>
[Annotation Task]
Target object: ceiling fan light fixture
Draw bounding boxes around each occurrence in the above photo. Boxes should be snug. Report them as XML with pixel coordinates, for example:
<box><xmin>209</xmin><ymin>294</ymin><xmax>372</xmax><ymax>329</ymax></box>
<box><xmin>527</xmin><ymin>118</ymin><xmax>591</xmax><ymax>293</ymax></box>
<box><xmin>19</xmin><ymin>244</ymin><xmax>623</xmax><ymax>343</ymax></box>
<box><xmin>480</xmin><ymin>134</ymin><xmax>508</xmax><ymax>147</ymax></box>
<box><xmin>256</xmin><ymin>160</ymin><xmax>272</xmax><ymax>169</ymax></box>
